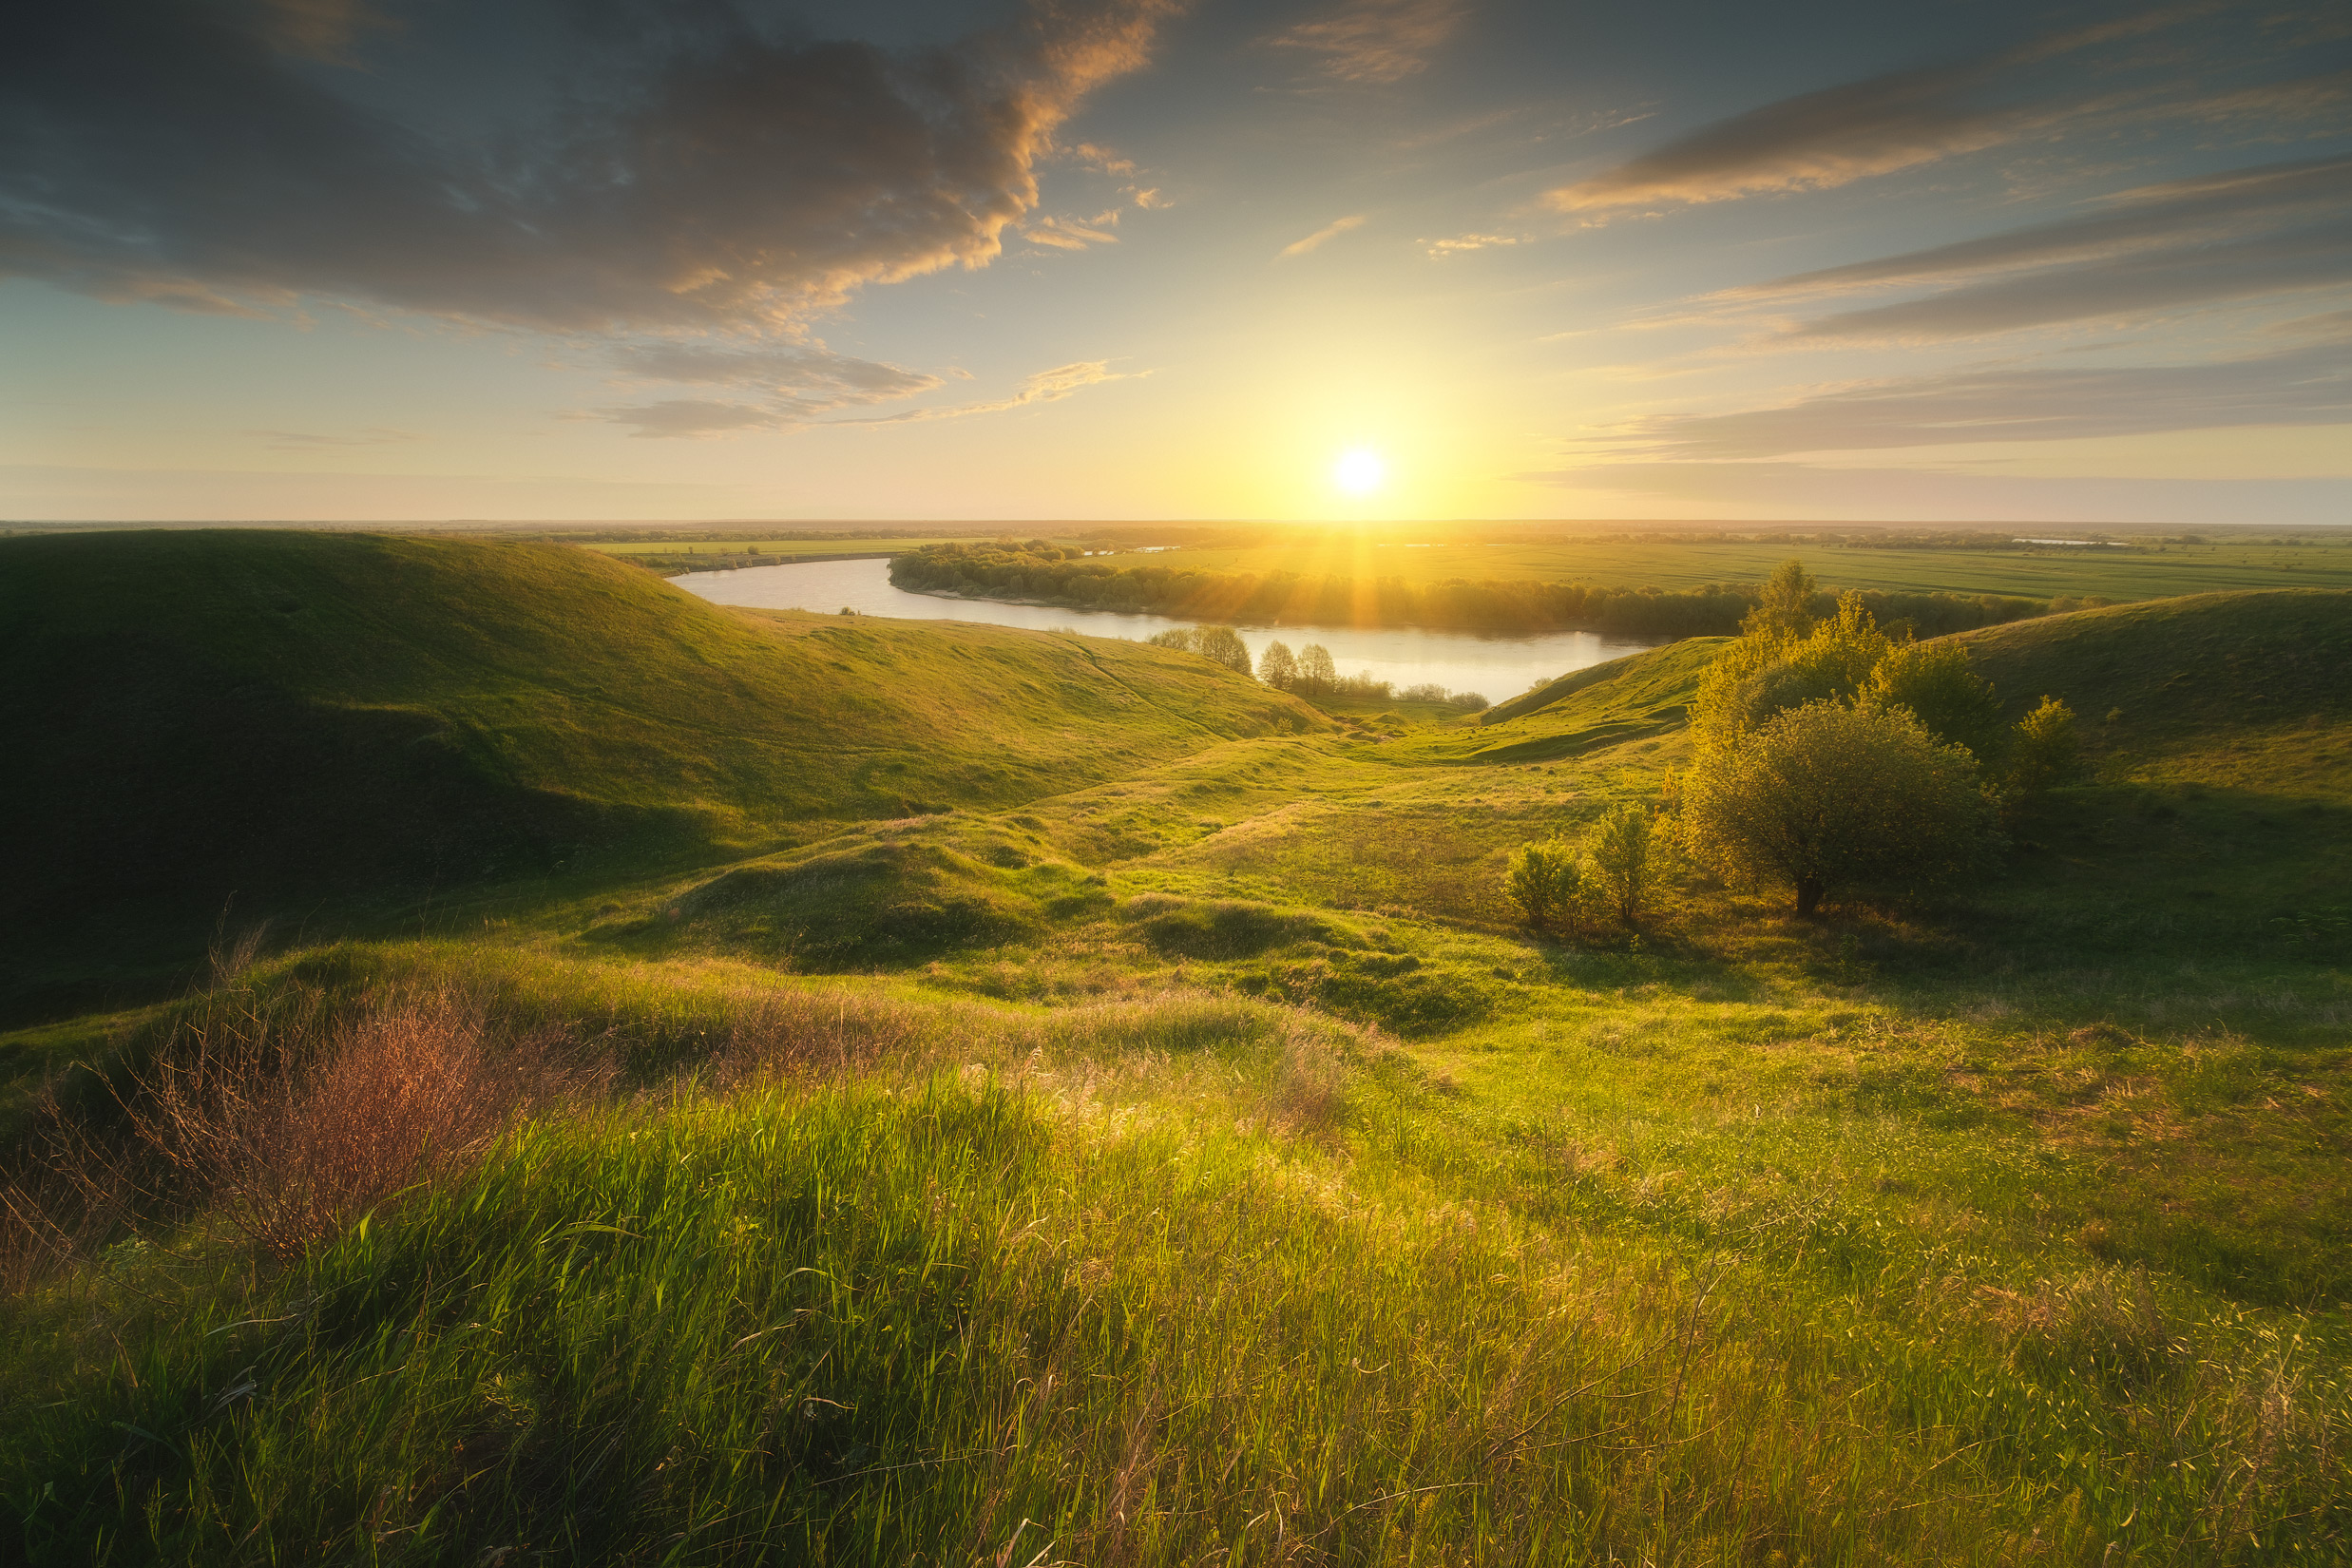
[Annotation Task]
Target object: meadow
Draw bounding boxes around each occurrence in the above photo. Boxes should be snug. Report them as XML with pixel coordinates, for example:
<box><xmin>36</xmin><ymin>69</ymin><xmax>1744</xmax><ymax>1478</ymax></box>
<box><xmin>1131</xmin><ymin>528</ymin><xmax>2352</xmax><ymax>604</ymax></box>
<box><xmin>1</xmin><ymin>532</ymin><xmax>2346</xmax><ymax>1564</ymax></box>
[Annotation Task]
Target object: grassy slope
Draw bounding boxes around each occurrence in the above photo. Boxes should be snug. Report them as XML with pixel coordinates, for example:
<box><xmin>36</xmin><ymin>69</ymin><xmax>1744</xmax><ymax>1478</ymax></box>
<box><xmin>0</xmin><ymin>530</ymin><xmax>1319</xmax><ymax>1020</ymax></box>
<box><xmin>5</xmin><ymin>585</ymin><xmax>2349</xmax><ymax>1562</ymax></box>
<box><xmin>1154</xmin><ymin>534</ymin><xmax>2352</xmax><ymax>602</ymax></box>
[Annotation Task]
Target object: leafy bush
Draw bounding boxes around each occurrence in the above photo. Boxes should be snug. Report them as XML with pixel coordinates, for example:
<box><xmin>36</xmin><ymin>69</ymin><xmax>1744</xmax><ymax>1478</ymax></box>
<box><xmin>1502</xmin><ymin>841</ymin><xmax>1581</xmax><ymax>934</ymax></box>
<box><xmin>2004</xmin><ymin>696</ymin><xmax>2081</xmax><ymax>796</ymax></box>
<box><xmin>1585</xmin><ymin>803</ymin><xmax>1658</xmax><ymax>927</ymax></box>
<box><xmin>1683</xmin><ymin>700</ymin><xmax>1994</xmax><ymax>915</ymax></box>
<box><xmin>1864</xmin><ymin>638</ymin><xmax>2006</xmax><ymax>760</ymax></box>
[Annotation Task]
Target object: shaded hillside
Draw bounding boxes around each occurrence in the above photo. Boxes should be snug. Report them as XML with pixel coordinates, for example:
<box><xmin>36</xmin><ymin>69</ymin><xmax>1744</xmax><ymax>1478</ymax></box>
<box><xmin>1954</xmin><ymin>589</ymin><xmax>2352</xmax><ymax>761</ymax></box>
<box><xmin>0</xmin><ymin>531</ymin><xmax>1321</xmax><ymax>1017</ymax></box>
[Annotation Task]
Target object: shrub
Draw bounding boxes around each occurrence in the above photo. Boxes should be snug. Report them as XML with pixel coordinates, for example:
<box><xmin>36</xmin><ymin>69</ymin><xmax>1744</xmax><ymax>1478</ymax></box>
<box><xmin>1502</xmin><ymin>841</ymin><xmax>1581</xmax><ymax>934</ymax></box>
<box><xmin>1586</xmin><ymin>803</ymin><xmax>1657</xmax><ymax>927</ymax></box>
<box><xmin>2004</xmin><ymin>696</ymin><xmax>2081</xmax><ymax>796</ymax></box>
<box><xmin>1863</xmin><ymin>638</ymin><xmax>2005</xmax><ymax>760</ymax></box>
<box><xmin>1683</xmin><ymin>699</ymin><xmax>1994</xmax><ymax>915</ymax></box>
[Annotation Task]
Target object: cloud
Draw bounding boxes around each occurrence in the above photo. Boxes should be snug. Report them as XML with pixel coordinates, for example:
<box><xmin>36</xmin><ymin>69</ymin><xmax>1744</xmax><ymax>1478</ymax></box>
<box><xmin>1592</xmin><ymin>338</ymin><xmax>2352</xmax><ymax>460</ymax></box>
<box><xmin>1277</xmin><ymin>215</ymin><xmax>1367</xmax><ymax>258</ymax></box>
<box><xmin>1539</xmin><ymin>11</ymin><xmax>2282</xmax><ymax>218</ymax></box>
<box><xmin>1425</xmin><ymin>232</ymin><xmax>1519</xmax><ymax>257</ymax></box>
<box><xmin>1734</xmin><ymin>155</ymin><xmax>2352</xmax><ymax>340</ymax></box>
<box><xmin>1545</xmin><ymin>56</ymin><xmax>2046</xmax><ymax>215</ymax></box>
<box><xmin>834</xmin><ymin>360</ymin><xmax>1138</xmax><ymax>425</ymax></box>
<box><xmin>1023</xmin><ymin>212</ymin><xmax>1125</xmax><ymax>250</ymax></box>
<box><xmin>593</xmin><ymin>338</ymin><xmax>942</xmax><ymax>436</ymax></box>
<box><xmin>0</xmin><ymin>0</ymin><xmax>1180</xmax><ymax>335</ymax></box>
<box><xmin>248</xmin><ymin>426</ymin><xmax>422</xmax><ymax>449</ymax></box>
<box><xmin>601</xmin><ymin>359</ymin><xmax>1136</xmax><ymax>437</ymax></box>
<box><xmin>1267</xmin><ymin>0</ymin><xmax>1470</xmax><ymax>85</ymax></box>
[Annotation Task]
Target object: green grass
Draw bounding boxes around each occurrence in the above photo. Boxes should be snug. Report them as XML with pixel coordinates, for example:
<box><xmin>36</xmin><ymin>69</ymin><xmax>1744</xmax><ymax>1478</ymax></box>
<box><xmin>0</xmin><ymin>530</ymin><xmax>1317</xmax><ymax>1021</ymax></box>
<box><xmin>1150</xmin><ymin>531</ymin><xmax>2352</xmax><ymax>603</ymax></box>
<box><xmin>5</xmin><ymin>545</ymin><xmax>2350</xmax><ymax>1563</ymax></box>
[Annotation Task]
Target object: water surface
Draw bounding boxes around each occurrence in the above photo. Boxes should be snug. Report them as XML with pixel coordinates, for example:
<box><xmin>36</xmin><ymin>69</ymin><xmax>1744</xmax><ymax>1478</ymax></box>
<box><xmin>672</xmin><ymin>556</ymin><xmax>1658</xmax><ymax>705</ymax></box>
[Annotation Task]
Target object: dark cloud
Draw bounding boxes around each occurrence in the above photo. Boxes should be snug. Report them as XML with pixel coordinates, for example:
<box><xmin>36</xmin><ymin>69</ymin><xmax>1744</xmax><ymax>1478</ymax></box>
<box><xmin>0</xmin><ymin>0</ymin><xmax>1177</xmax><ymax>334</ymax></box>
<box><xmin>1597</xmin><ymin>338</ymin><xmax>2352</xmax><ymax>459</ymax></box>
<box><xmin>1748</xmin><ymin>155</ymin><xmax>2352</xmax><ymax>339</ymax></box>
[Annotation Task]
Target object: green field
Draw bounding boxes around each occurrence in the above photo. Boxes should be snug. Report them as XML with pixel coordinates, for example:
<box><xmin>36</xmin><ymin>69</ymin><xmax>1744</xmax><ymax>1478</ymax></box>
<box><xmin>3</xmin><ymin>533</ymin><xmax>2347</xmax><ymax>1564</ymax></box>
<box><xmin>1139</xmin><ymin>531</ymin><xmax>2352</xmax><ymax>602</ymax></box>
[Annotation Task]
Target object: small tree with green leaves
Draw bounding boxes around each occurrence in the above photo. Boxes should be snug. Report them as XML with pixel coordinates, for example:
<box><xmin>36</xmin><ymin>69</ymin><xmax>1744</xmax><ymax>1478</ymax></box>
<box><xmin>1193</xmin><ymin>624</ymin><xmax>1253</xmax><ymax>675</ymax></box>
<box><xmin>1258</xmin><ymin>640</ymin><xmax>1299</xmax><ymax>690</ymax></box>
<box><xmin>1684</xmin><ymin>699</ymin><xmax>1993</xmax><ymax>915</ymax></box>
<box><xmin>1741</xmin><ymin>558</ymin><xmax>1819</xmax><ymax>641</ymax></box>
<box><xmin>2004</xmin><ymin>696</ymin><xmax>2081</xmax><ymax>797</ymax></box>
<box><xmin>1502</xmin><ymin>840</ymin><xmax>1581</xmax><ymax>935</ymax></box>
<box><xmin>1586</xmin><ymin>802</ymin><xmax>1658</xmax><ymax>927</ymax></box>
<box><xmin>1296</xmin><ymin>643</ymin><xmax>1337</xmax><ymax>695</ymax></box>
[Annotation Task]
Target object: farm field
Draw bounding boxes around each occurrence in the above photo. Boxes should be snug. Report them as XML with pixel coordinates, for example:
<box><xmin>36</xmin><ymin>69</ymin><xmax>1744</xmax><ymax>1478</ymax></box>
<box><xmin>2</xmin><ymin>532</ymin><xmax>2347</xmax><ymax>1565</ymax></box>
<box><xmin>1136</xmin><ymin>530</ymin><xmax>2352</xmax><ymax>602</ymax></box>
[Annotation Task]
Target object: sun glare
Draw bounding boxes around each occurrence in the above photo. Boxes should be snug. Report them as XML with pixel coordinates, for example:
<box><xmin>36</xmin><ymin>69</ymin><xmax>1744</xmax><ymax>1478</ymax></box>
<box><xmin>1333</xmin><ymin>449</ymin><xmax>1386</xmax><ymax>495</ymax></box>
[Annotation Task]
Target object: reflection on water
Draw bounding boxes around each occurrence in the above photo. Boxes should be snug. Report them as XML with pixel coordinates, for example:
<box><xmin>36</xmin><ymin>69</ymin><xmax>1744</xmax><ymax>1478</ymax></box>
<box><xmin>671</xmin><ymin>556</ymin><xmax>1659</xmax><ymax>705</ymax></box>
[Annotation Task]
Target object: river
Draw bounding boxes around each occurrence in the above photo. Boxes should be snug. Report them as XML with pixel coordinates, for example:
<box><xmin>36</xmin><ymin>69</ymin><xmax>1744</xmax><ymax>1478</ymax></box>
<box><xmin>670</xmin><ymin>556</ymin><xmax>1659</xmax><ymax>705</ymax></box>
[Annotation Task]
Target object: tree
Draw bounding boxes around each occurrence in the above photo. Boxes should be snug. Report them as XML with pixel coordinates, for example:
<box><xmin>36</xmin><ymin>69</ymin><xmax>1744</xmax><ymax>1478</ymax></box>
<box><xmin>1741</xmin><ymin>558</ymin><xmax>1818</xmax><ymax>640</ymax></box>
<box><xmin>1145</xmin><ymin>624</ymin><xmax>1252</xmax><ymax>676</ymax></box>
<box><xmin>1683</xmin><ymin>699</ymin><xmax>1993</xmax><ymax>916</ymax></box>
<box><xmin>1586</xmin><ymin>803</ymin><xmax>1657</xmax><ymax>926</ymax></box>
<box><xmin>1502</xmin><ymin>840</ymin><xmax>1581</xmax><ymax>934</ymax></box>
<box><xmin>1863</xmin><ymin>639</ymin><xmax>2004</xmax><ymax>760</ymax></box>
<box><xmin>1296</xmin><ymin>643</ymin><xmax>1337</xmax><ymax>695</ymax></box>
<box><xmin>1694</xmin><ymin>590</ymin><xmax>1889</xmax><ymax>746</ymax></box>
<box><xmin>2004</xmin><ymin>696</ymin><xmax>2081</xmax><ymax>796</ymax></box>
<box><xmin>1258</xmin><ymin>640</ymin><xmax>1299</xmax><ymax>690</ymax></box>
<box><xmin>1193</xmin><ymin>624</ymin><xmax>1253</xmax><ymax>675</ymax></box>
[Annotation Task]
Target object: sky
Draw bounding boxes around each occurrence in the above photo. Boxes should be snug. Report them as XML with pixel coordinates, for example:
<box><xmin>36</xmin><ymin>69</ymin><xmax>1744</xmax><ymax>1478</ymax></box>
<box><xmin>4</xmin><ymin>0</ymin><xmax>2348</xmax><ymax>524</ymax></box>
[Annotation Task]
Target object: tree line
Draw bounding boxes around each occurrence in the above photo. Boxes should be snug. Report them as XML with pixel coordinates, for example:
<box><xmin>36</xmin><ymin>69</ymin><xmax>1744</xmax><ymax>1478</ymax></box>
<box><xmin>889</xmin><ymin>541</ymin><xmax>2052</xmax><ymax>639</ymax></box>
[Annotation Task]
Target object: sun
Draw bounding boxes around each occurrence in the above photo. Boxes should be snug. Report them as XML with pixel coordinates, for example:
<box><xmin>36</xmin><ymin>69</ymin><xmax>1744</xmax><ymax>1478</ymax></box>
<box><xmin>1332</xmin><ymin>448</ymin><xmax>1386</xmax><ymax>496</ymax></box>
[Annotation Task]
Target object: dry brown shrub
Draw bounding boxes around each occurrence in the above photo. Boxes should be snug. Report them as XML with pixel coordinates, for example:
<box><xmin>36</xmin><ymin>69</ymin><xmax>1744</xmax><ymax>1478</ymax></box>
<box><xmin>1</xmin><ymin>987</ymin><xmax>608</xmax><ymax>1280</ymax></box>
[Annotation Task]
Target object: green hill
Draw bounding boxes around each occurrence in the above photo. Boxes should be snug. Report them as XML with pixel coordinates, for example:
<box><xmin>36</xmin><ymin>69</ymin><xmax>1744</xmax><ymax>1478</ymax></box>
<box><xmin>1954</xmin><ymin>588</ymin><xmax>2352</xmax><ymax>754</ymax></box>
<box><xmin>0</xmin><ymin>531</ymin><xmax>1321</xmax><ymax>1019</ymax></box>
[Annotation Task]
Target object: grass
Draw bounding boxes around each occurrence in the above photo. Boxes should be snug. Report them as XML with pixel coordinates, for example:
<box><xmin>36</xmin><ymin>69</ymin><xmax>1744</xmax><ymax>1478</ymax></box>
<box><xmin>0</xmin><ymin>530</ymin><xmax>1317</xmax><ymax>1022</ymax></box>
<box><xmin>4</xmin><ymin>541</ymin><xmax>2349</xmax><ymax>1562</ymax></box>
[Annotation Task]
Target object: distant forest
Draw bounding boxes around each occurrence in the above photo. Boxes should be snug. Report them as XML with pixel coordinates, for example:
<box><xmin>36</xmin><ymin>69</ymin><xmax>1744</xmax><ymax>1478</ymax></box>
<box><xmin>889</xmin><ymin>542</ymin><xmax>2056</xmax><ymax>640</ymax></box>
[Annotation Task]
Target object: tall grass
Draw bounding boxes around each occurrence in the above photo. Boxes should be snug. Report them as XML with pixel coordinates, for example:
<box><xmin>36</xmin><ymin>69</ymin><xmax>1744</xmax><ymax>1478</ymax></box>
<box><xmin>4</xmin><ymin>969</ymin><xmax>2343</xmax><ymax>1563</ymax></box>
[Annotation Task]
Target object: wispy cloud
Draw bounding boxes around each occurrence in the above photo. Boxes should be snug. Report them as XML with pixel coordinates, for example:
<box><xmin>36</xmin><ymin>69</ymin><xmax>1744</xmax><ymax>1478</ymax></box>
<box><xmin>1425</xmin><ymin>232</ymin><xmax>1519</xmax><ymax>257</ymax></box>
<box><xmin>593</xmin><ymin>337</ymin><xmax>941</xmax><ymax>436</ymax></box>
<box><xmin>600</xmin><ymin>359</ymin><xmax>1136</xmax><ymax>437</ymax></box>
<box><xmin>1585</xmin><ymin>337</ymin><xmax>2352</xmax><ymax>460</ymax></box>
<box><xmin>248</xmin><ymin>426</ymin><xmax>421</xmax><ymax>449</ymax></box>
<box><xmin>830</xmin><ymin>361</ymin><xmax>1140</xmax><ymax>425</ymax></box>
<box><xmin>1023</xmin><ymin>212</ymin><xmax>1125</xmax><ymax>250</ymax></box>
<box><xmin>1539</xmin><ymin>10</ymin><xmax>2317</xmax><ymax>219</ymax></box>
<box><xmin>1547</xmin><ymin>56</ymin><xmax>2038</xmax><ymax>215</ymax></box>
<box><xmin>1715</xmin><ymin>155</ymin><xmax>2352</xmax><ymax>340</ymax></box>
<box><xmin>1277</xmin><ymin>215</ymin><xmax>1367</xmax><ymax>258</ymax></box>
<box><xmin>1267</xmin><ymin>0</ymin><xmax>1471</xmax><ymax>85</ymax></box>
